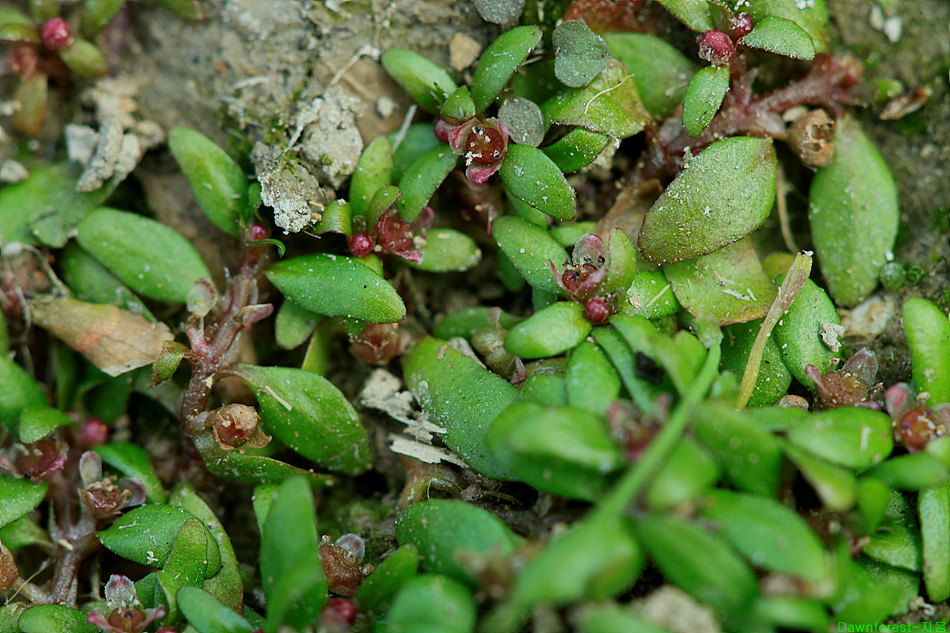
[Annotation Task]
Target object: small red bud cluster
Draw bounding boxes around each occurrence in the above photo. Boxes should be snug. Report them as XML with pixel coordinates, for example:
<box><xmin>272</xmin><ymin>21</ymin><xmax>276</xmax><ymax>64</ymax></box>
<box><xmin>697</xmin><ymin>29</ymin><xmax>735</xmax><ymax>66</ymax></box>
<box><xmin>40</xmin><ymin>18</ymin><xmax>72</xmax><ymax>51</ymax></box>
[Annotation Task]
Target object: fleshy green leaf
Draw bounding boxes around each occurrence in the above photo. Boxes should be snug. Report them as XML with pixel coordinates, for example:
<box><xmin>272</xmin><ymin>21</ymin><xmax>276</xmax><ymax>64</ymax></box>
<box><xmin>349</xmin><ymin>136</ymin><xmax>394</xmax><ymax>219</ymax></box>
<box><xmin>17</xmin><ymin>606</ymin><xmax>97</xmax><ymax>633</ymax></box>
<box><xmin>771</xmin><ymin>277</ymin><xmax>841</xmax><ymax>388</ymax></box>
<box><xmin>721</xmin><ymin>318</ymin><xmax>792</xmax><ymax>407</ymax></box>
<box><xmin>353</xmin><ymin>545</ymin><xmax>419</xmax><ymax>611</ymax></box>
<box><xmin>604</xmin><ymin>32</ymin><xmax>698</xmax><ymax>116</ymax></box>
<box><xmin>396</xmin><ymin>144</ymin><xmax>457</xmax><ymax>222</ymax></box>
<box><xmin>700</xmin><ymin>489</ymin><xmax>827</xmax><ymax>581</ymax></box>
<box><xmin>408</xmin><ymin>228</ymin><xmax>481</xmax><ymax>272</ymax></box>
<box><xmin>378</xmin><ymin>575</ymin><xmax>475</xmax><ymax>633</ymax></box>
<box><xmin>0</xmin><ymin>476</ymin><xmax>48</xmax><ymax>529</ymax></box>
<box><xmin>156</xmin><ymin>519</ymin><xmax>210</xmax><ymax>621</ymax></box>
<box><xmin>808</xmin><ymin>117</ymin><xmax>898</xmax><ymax>306</ymax></box>
<box><xmin>432</xmin><ymin>307</ymin><xmax>522</xmax><ymax>341</ymax></box>
<box><xmin>663</xmin><ymin>237</ymin><xmax>777</xmax><ymax>326</ymax></box>
<box><xmin>61</xmin><ymin>243</ymin><xmax>152</xmax><ymax>319</ymax></box>
<box><xmin>654</xmin><ymin>0</ymin><xmax>714</xmax><ymax>31</ymax></box>
<box><xmin>742</xmin><ymin>16</ymin><xmax>816</xmax><ymax>60</ymax></box>
<box><xmin>498</xmin><ymin>96</ymin><xmax>546</xmax><ymax>148</ymax></box>
<box><xmin>783</xmin><ymin>443</ymin><xmax>857</xmax><ymax>511</ymax></box>
<box><xmin>0</xmin><ymin>162</ymin><xmax>113</xmax><ymax>246</ymax></box>
<box><xmin>231</xmin><ymin>364</ymin><xmax>372</xmax><ymax>475</ymax></box>
<box><xmin>274</xmin><ymin>300</ymin><xmax>320</xmax><ymax>350</ymax></box>
<box><xmin>193</xmin><ymin>431</ymin><xmax>335</xmax><ymax>486</ymax></box>
<box><xmin>505</xmin><ymin>302</ymin><xmax>591</xmax><ymax>359</ymax></box>
<box><xmin>487</xmin><ymin>402</ymin><xmax>622</xmax><ymax>500</ymax></box>
<box><xmin>499</xmin><ymin>144</ymin><xmax>577</xmax><ymax>221</ymax></box>
<box><xmin>637</xmin><ymin>514</ymin><xmax>758</xmax><ymax>619</ymax></box>
<box><xmin>565</xmin><ymin>341</ymin><xmax>621</xmax><ymax>414</ymax></box>
<box><xmin>747</xmin><ymin>0</ymin><xmax>829</xmax><ymax>53</ymax></box>
<box><xmin>81</xmin><ymin>0</ymin><xmax>127</xmax><ymax>35</ymax></box>
<box><xmin>646</xmin><ymin>438</ymin><xmax>719</xmax><ymax>511</ymax></box>
<box><xmin>902</xmin><ymin>297</ymin><xmax>950</xmax><ymax>404</ymax></box>
<box><xmin>403</xmin><ymin>338</ymin><xmax>519</xmax><ymax>480</ymax></box>
<box><xmin>59</xmin><ymin>39</ymin><xmax>108</xmax><ymax>78</ymax></box>
<box><xmin>639</xmin><ymin>136</ymin><xmax>777</xmax><ymax>264</ymax></box>
<box><xmin>76</xmin><ymin>208</ymin><xmax>212</xmax><ymax>303</ymax></box>
<box><xmin>470</xmin><ymin>26</ymin><xmax>542</xmax><ymax>113</ymax></box>
<box><xmin>260</xmin><ymin>477</ymin><xmax>326</xmax><ymax>632</ymax></box>
<box><xmin>513</xmin><ymin>517</ymin><xmax>643</xmax><ymax>609</ymax></box>
<box><xmin>391</xmin><ymin>123</ymin><xmax>443</xmax><ymax>181</ymax></box>
<box><xmin>178</xmin><ymin>587</ymin><xmax>255</xmax><ymax>633</ymax></box>
<box><xmin>97</xmin><ymin>504</ymin><xmax>221</xmax><ymax>574</ymax></box>
<box><xmin>622</xmin><ymin>271</ymin><xmax>681</xmax><ymax>319</ymax></box>
<box><xmin>492</xmin><ymin>216</ymin><xmax>568</xmax><ymax>295</ymax></box>
<box><xmin>542</xmin><ymin>128</ymin><xmax>610</xmax><ymax>173</ymax></box>
<box><xmin>542</xmin><ymin>60</ymin><xmax>651</xmax><ymax>140</ymax></box>
<box><xmin>553</xmin><ymin>20</ymin><xmax>610</xmax><ymax>88</ymax></box>
<box><xmin>863</xmin><ymin>524</ymin><xmax>922</xmax><ymax>572</ymax></box>
<box><xmin>381</xmin><ymin>49</ymin><xmax>458</xmax><ymax>115</ymax></box>
<box><xmin>168</xmin><ymin>126</ymin><xmax>249</xmax><ymax>236</ymax></box>
<box><xmin>266</xmin><ymin>253</ymin><xmax>405</xmax><ymax>323</ymax></box>
<box><xmin>17</xmin><ymin>406</ymin><xmax>71</xmax><ymax>444</ymax></box>
<box><xmin>919</xmin><ymin>481</ymin><xmax>950</xmax><ymax>601</ymax></box>
<box><xmin>786</xmin><ymin>408</ymin><xmax>893</xmax><ymax>471</ymax></box>
<box><xmin>682</xmin><ymin>64</ymin><xmax>730</xmax><ymax>137</ymax></box>
<box><xmin>396</xmin><ymin>500</ymin><xmax>519</xmax><ymax>586</ymax></box>
<box><xmin>441</xmin><ymin>86</ymin><xmax>477</xmax><ymax>124</ymax></box>
<box><xmin>313</xmin><ymin>198</ymin><xmax>352</xmax><ymax>236</ymax></box>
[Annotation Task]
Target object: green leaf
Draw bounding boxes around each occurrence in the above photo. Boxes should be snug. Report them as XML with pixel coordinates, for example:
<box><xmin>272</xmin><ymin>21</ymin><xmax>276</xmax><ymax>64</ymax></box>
<box><xmin>771</xmin><ymin>277</ymin><xmax>840</xmax><ymax>388</ymax></box>
<box><xmin>471</xmin><ymin>26</ymin><xmax>542</xmax><ymax>113</ymax></box>
<box><xmin>403</xmin><ymin>338</ymin><xmax>519</xmax><ymax>480</ymax></box>
<box><xmin>505</xmin><ymin>302</ymin><xmax>591</xmax><ymax>359</ymax></box>
<box><xmin>17</xmin><ymin>406</ymin><xmax>71</xmax><ymax>444</ymax></box>
<box><xmin>169</xmin><ymin>483</ymin><xmax>243</xmax><ymax>610</ymax></box>
<box><xmin>265</xmin><ymin>253</ymin><xmax>405</xmax><ymax>323</ymax></box>
<box><xmin>654</xmin><ymin>0</ymin><xmax>714</xmax><ymax>31</ymax></box>
<box><xmin>0</xmin><ymin>476</ymin><xmax>48</xmax><ymax>529</ymax></box>
<box><xmin>919</xmin><ymin>482</ymin><xmax>950</xmax><ymax>602</ymax></box>
<box><xmin>408</xmin><ymin>228</ymin><xmax>481</xmax><ymax>272</ymax></box>
<box><xmin>378</xmin><ymin>575</ymin><xmax>475</xmax><ymax>633</ymax></box>
<box><xmin>17</xmin><ymin>606</ymin><xmax>97</xmax><ymax>633</ymax></box>
<box><xmin>381</xmin><ymin>49</ymin><xmax>458</xmax><ymax>115</ymax></box>
<box><xmin>0</xmin><ymin>162</ymin><xmax>113</xmax><ymax>246</ymax></box>
<box><xmin>868</xmin><ymin>452</ymin><xmax>949</xmax><ymax>490</ymax></box>
<box><xmin>783</xmin><ymin>443</ymin><xmax>857</xmax><ymax>510</ymax></box>
<box><xmin>391</xmin><ymin>123</ymin><xmax>443</xmax><ymax>181</ymax></box>
<box><xmin>349</xmin><ymin>136</ymin><xmax>394</xmax><ymax>218</ymax></box>
<box><xmin>274</xmin><ymin>300</ymin><xmax>320</xmax><ymax>350</ymax></box>
<box><xmin>441</xmin><ymin>86</ymin><xmax>477</xmax><ymax>124</ymax></box>
<box><xmin>864</xmin><ymin>524</ymin><xmax>922</xmax><ymax>572</ymax></box>
<box><xmin>682</xmin><ymin>64</ymin><xmax>730</xmax><ymax>137</ymax></box>
<box><xmin>97</xmin><ymin>504</ymin><xmax>221</xmax><ymax>573</ymax></box>
<box><xmin>0</xmin><ymin>516</ymin><xmax>50</xmax><ymax>551</ymax></box>
<box><xmin>487</xmin><ymin>402</ymin><xmax>622</xmax><ymax>500</ymax></box>
<box><xmin>313</xmin><ymin>198</ymin><xmax>351</xmax><ymax>236</ymax></box>
<box><xmin>602</xmin><ymin>228</ymin><xmax>638</xmax><ymax>294</ymax></box>
<box><xmin>700</xmin><ymin>489</ymin><xmax>827</xmax><ymax>581</ymax></box>
<box><xmin>753</xmin><ymin>596</ymin><xmax>830</xmax><ymax>632</ymax></box>
<box><xmin>747</xmin><ymin>0</ymin><xmax>829</xmax><ymax>53</ymax></box>
<box><xmin>610</xmin><ymin>313</ymin><xmax>707</xmax><ymax>395</ymax></box>
<box><xmin>520</xmin><ymin>374</ymin><xmax>566</xmax><ymax>407</ymax></box>
<box><xmin>742</xmin><ymin>16</ymin><xmax>816</xmax><ymax>59</ymax></box>
<box><xmin>542</xmin><ymin>60</ymin><xmax>651</xmax><ymax>140</ymax></box>
<box><xmin>492</xmin><ymin>216</ymin><xmax>568</xmax><ymax>295</ymax></box>
<box><xmin>902</xmin><ymin>297</ymin><xmax>950</xmax><ymax>404</ymax></box>
<box><xmin>259</xmin><ymin>477</ymin><xmax>326</xmax><ymax>632</ymax></box>
<box><xmin>694</xmin><ymin>403</ymin><xmax>783</xmax><ymax>497</ymax></box>
<box><xmin>553</xmin><ymin>20</ymin><xmax>610</xmax><ymax>88</ymax></box>
<box><xmin>433</xmin><ymin>307</ymin><xmax>522</xmax><ymax>341</ymax></box>
<box><xmin>396</xmin><ymin>500</ymin><xmax>519</xmax><ymax>587</ymax></box>
<box><xmin>155</xmin><ymin>0</ymin><xmax>205</xmax><ymax>22</ymax></box>
<box><xmin>786</xmin><ymin>408</ymin><xmax>893</xmax><ymax>471</ymax></box>
<box><xmin>168</xmin><ymin>126</ymin><xmax>249</xmax><ymax>236</ymax></box>
<box><xmin>231</xmin><ymin>364</ymin><xmax>372</xmax><ymax>475</ymax></box>
<box><xmin>396</xmin><ymin>144</ymin><xmax>458</xmax><ymax>222</ymax></box>
<box><xmin>473</xmin><ymin>0</ymin><xmax>525</xmax><ymax>25</ymax></box>
<box><xmin>178</xmin><ymin>587</ymin><xmax>255</xmax><ymax>633</ymax></box>
<box><xmin>61</xmin><ymin>242</ymin><xmax>152</xmax><ymax>318</ymax></box>
<box><xmin>721</xmin><ymin>318</ymin><xmax>792</xmax><ymax>407</ymax></box>
<box><xmin>498</xmin><ymin>96</ymin><xmax>546</xmax><ymax>147</ymax></box>
<box><xmin>663</xmin><ymin>237</ymin><xmax>777</xmax><ymax>326</ymax></box>
<box><xmin>604</xmin><ymin>32</ymin><xmax>698</xmax><ymax>116</ymax></box>
<box><xmin>565</xmin><ymin>341</ymin><xmax>621</xmax><ymax>414</ymax></box>
<box><xmin>542</xmin><ymin>128</ymin><xmax>610</xmax><ymax>173</ymax></box>
<box><xmin>76</xmin><ymin>207</ymin><xmax>212</xmax><ymax>303</ymax></box>
<box><xmin>94</xmin><ymin>441</ymin><xmax>166</xmax><ymax>503</ymax></box>
<box><xmin>639</xmin><ymin>136</ymin><xmax>777</xmax><ymax>264</ymax></box>
<box><xmin>808</xmin><ymin>117</ymin><xmax>898</xmax><ymax>306</ymax></box>
<box><xmin>637</xmin><ymin>514</ymin><xmax>758</xmax><ymax>618</ymax></box>
<box><xmin>622</xmin><ymin>270</ymin><xmax>681</xmax><ymax>319</ymax></box>
<box><xmin>194</xmin><ymin>431</ymin><xmax>334</xmax><ymax>486</ymax></box>
<box><xmin>512</xmin><ymin>516</ymin><xmax>643</xmax><ymax>607</ymax></box>
<box><xmin>81</xmin><ymin>0</ymin><xmax>127</xmax><ymax>35</ymax></box>
<box><xmin>59</xmin><ymin>39</ymin><xmax>108</xmax><ymax>78</ymax></box>
<box><xmin>499</xmin><ymin>145</ymin><xmax>577</xmax><ymax>221</ymax></box>
<box><xmin>646</xmin><ymin>438</ymin><xmax>719</xmax><ymax>511</ymax></box>
<box><xmin>574</xmin><ymin>602</ymin><xmax>670</xmax><ymax>633</ymax></box>
<box><xmin>353</xmin><ymin>545</ymin><xmax>419</xmax><ymax>611</ymax></box>
<box><xmin>157</xmin><ymin>519</ymin><xmax>211</xmax><ymax>621</ymax></box>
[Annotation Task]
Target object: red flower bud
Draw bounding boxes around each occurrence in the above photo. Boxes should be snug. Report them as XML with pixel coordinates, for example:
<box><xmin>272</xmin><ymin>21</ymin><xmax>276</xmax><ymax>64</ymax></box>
<box><xmin>248</xmin><ymin>222</ymin><xmax>268</xmax><ymax>241</ymax></box>
<box><xmin>730</xmin><ymin>13</ymin><xmax>754</xmax><ymax>39</ymax></box>
<box><xmin>348</xmin><ymin>233</ymin><xmax>375</xmax><ymax>258</ymax></box>
<box><xmin>697</xmin><ymin>29</ymin><xmax>735</xmax><ymax>66</ymax></box>
<box><xmin>584</xmin><ymin>297</ymin><xmax>611</xmax><ymax>324</ymax></box>
<box><xmin>40</xmin><ymin>18</ymin><xmax>72</xmax><ymax>51</ymax></box>
<box><xmin>465</xmin><ymin>125</ymin><xmax>507</xmax><ymax>166</ymax></box>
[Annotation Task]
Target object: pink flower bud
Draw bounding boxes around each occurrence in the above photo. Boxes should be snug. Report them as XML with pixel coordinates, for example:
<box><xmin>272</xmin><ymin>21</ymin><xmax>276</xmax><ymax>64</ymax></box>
<box><xmin>40</xmin><ymin>18</ymin><xmax>72</xmax><ymax>52</ymax></box>
<box><xmin>697</xmin><ymin>29</ymin><xmax>735</xmax><ymax>66</ymax></box>
<box><xmin>584</xmin><ymin>296</ymin><xmax>611</xmax><ymax>324</ymax></box>
<box><xmin>348</xmin><ymin>233</ymin><xmax>375</xmax><ymax>258</ymax></box>
<box><xmin>729</xmin><ymin>13</ymin><xmax>754</xmax><ymax>39</ymax></box>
